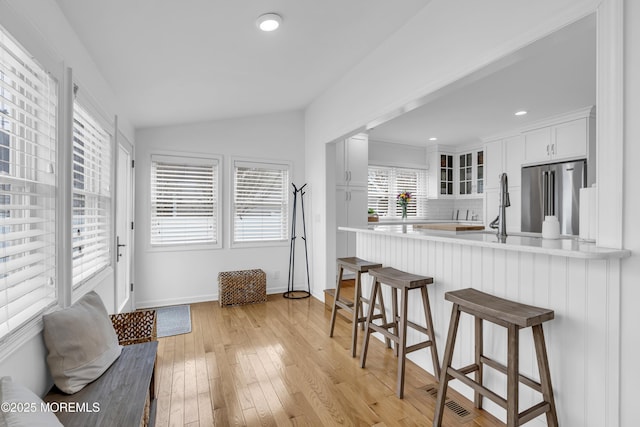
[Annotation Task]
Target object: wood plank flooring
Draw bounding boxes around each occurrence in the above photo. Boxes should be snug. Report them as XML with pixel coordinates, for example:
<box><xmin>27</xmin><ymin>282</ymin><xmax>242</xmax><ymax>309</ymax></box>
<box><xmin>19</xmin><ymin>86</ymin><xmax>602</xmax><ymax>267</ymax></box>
<box><xmin>155</xmin><ymin>295</ymin><xmax>504</xmax><ymax>427</ymax></box>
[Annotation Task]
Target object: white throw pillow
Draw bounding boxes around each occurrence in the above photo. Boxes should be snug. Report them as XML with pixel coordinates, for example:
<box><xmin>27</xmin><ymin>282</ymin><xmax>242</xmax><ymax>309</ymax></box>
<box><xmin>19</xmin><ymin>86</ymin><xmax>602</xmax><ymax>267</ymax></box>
<box><xmin>0</xmin><ymin>376</ymin><xmax>63</xmax><ymax>427</ymax></box>
<box><xmin>43</xmin><ymin>291</ymin><xmax>122</xmax><ymax>394</ymax></box>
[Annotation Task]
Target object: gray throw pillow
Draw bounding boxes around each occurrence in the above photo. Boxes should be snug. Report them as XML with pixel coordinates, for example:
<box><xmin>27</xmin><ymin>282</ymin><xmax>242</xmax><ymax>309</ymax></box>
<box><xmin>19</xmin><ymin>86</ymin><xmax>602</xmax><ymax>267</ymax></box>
<box><xmin>43</xmin><ymin>291</ymin><xmax>122</xmax><ymax>394</ymax></box>
<box><xmin>0</xmin><ymin>376</ymin><xmax>63</xmax><ymax>427</ymax></box>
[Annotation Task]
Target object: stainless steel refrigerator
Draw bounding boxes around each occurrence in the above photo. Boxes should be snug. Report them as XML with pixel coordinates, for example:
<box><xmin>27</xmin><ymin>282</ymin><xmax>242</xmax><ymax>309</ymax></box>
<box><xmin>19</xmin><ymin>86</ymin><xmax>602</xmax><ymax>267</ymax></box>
<box><xmin>521</xmin><ymin>160</ymin><xmax>586</xmax><ymax>235</ymax></box>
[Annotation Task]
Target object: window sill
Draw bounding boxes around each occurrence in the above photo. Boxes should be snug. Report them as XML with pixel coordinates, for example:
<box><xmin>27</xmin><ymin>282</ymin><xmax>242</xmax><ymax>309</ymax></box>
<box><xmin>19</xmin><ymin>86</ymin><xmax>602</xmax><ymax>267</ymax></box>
<box><xmin>230</xmin><ymin>240</ymin><xmax>289</xmax><ymax>249</ymax></box>
<box><xmin>147</xmin><ymin>242</ymin><xmax>223</xmax><ymax>252</ymax></box>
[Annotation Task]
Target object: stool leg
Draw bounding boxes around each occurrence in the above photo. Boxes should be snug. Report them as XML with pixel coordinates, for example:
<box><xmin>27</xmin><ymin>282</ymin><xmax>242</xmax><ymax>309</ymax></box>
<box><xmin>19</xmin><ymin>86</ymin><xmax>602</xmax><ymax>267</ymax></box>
<box><xmin>420</xmin><ymin>286</ymin><xmax>440</xmax><ymax>381</ymax></box>
<box><xmin>391</xmin><ymin>287</ymin><xmax>398</xmax><ymax>356</ymax></box>
<box><xmin>474</xmin><ymin>317</ymin><xmax>484</xmax><ymax>409</ymax></box>
<box><xmin>433</xmin><ymin>304</ymin><xmax>461</xmax><ymax>427</ymax></box>
<box><xmin>532</xmin><ymin>324</ymin><xmax>558</xmax><ymax>427</ymax></box>
<box><xmin>350</xmin><ymin>271</ymin><xmax>362</xmax><ymax>357</ymax></box>
<box><xmin>396</xmin><ymin>286</ymin><xmax>409</xmax><ymax>398</ymax></box>
<box><xmin>506</xmin><ymin>324</ymin><xmax>519</xmax><ymax>427</ymax></box>
<box><xmin>357</xmin><ymin>277</ymin><xmax>365</xmax><ymax>331</ymax></box>
<box><xmin>329</xmin><ymin>265</ymin><xmax>344</xmax><ymax>337</ymax></box>
<box><xmin>375</xmin><ymin>284</ymin><xmax>392</xmax><ymax>349</ymax></box>
<box><xmin>360</xmin><ymin>278</ymin><xmax>379</xmax><ymax>369</ymax></box>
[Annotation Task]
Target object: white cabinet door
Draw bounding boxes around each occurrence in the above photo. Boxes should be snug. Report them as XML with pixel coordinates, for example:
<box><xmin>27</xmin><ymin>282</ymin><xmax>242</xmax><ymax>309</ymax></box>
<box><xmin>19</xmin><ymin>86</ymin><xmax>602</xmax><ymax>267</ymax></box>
<box><xmin>347</xmin><ymin>187</ymin><xmax>367</xmax><ymax>229</ymax></box>
<box><xmin>335</xmin><ymin>186</ymin><xmax>366</xmax><ymax>258</ymax></box>
<box><xmin>346</xmin><ymin>136</ymin><xmax>369</xmax><ymax>188</ymax></box>
<box><xmin>335</xmin><ymin>140</ymin><xmax>348</xmax><ymax>186</ymax></box>
<box><xmin>504</xmin><ymin>135</ymin><xmax>525</xmax><ymax>188</ymax></box>
<box><xmin>335</xmin><ymin>186</ymin><xmax>348</xmax><ymax>228</ymax></box>
<box><xmin>553</xmin><ymin>118</ymin><xmax>587</xmax><ymax>160</ymax></box>
<box><xmin>506</xmin><ymin>188</ymin><xmax>521</xmax><ymax>233</ymax></box>
<box><xmin>524</xmin><ymin>127</ymin><xmax>552</xmax><ymax>164</ymax></box>
<box><xmin>484</xmin><ymin>139</ymin><xmax>503</xmax><ymax>190</ymax></box>
<box><xmin>336</xmin><ymin>135</ymin><xmax>368</xmax><ymax>188</ymax></box>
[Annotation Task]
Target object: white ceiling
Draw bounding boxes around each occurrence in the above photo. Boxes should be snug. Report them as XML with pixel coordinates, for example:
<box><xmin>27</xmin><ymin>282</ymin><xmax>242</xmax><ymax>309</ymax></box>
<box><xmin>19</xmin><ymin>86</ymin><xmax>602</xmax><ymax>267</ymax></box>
<box><xmin>55</xmin><ymin>0</ymin><xmax>428</xmax><ymax>129</ymax></box>
<box><xmin>369</xmin><ymin>15</ymin><xmax>596</xmax><ymax>147</ymax></box>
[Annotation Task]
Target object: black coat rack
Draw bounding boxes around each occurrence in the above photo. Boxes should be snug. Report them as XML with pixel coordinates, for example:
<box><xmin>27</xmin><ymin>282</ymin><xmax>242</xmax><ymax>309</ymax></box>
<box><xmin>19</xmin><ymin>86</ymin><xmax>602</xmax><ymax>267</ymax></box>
<box><xmin>284</xmin><ymin>183</ymin><xmax>311</xmax><ymax>299</ymax></box>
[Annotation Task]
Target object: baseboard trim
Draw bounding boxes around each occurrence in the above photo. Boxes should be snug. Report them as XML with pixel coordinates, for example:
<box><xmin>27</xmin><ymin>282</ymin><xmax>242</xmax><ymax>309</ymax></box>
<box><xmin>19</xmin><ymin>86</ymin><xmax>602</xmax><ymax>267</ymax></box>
<box><xmin>136</xmin><ymin>285</ymin><xmax>302</xmax><ymax>309</ymax></box>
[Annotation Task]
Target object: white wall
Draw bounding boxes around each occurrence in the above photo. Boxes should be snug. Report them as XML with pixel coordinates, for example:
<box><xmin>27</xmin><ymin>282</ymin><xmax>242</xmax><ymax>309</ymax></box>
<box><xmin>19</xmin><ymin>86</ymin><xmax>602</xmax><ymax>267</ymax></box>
<box><xmin>0</xmin><ymin>0</ymin><xmax>133</xmax><ymax>396</ymax></box>
<box><xmin>134</xmin><ymin>111</ymin><xmax>306</xmax><ymax>308</ymax></box>
<box><xmin>620</xmin><ymin>0</ymin><xmax>640</xmax><ymax>425</ymax></box>
<box><xmin>369</xmin><ymin>139</ymin><xmax>427</xmax><ymax>167</ymax></box>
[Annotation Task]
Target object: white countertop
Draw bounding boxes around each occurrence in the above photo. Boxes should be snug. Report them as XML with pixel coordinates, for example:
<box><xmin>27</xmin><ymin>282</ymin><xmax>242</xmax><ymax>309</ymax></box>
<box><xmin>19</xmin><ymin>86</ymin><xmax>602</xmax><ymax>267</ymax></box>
<box><xmin>340</xmin><ymin>224</ymin><xmax>631</xmax><ymax>260</ymax></box>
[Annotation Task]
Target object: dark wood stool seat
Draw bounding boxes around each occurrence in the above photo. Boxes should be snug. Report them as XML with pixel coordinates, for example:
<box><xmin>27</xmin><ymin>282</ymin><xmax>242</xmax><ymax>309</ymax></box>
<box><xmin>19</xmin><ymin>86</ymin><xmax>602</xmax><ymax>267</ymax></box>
<box><xmin>329</xmin><ymin>257</ymin><xmax>389</xmax><ymax>357</ymax></box>
<box><xmin>360</xmin><ymin>267</ymin><xmax>440</xmax><ymax>398</ymax></box>
<box><xmin>434</xmin><ymin>288</ymin><xmax>558</xmax><ymax>427</ymax></box>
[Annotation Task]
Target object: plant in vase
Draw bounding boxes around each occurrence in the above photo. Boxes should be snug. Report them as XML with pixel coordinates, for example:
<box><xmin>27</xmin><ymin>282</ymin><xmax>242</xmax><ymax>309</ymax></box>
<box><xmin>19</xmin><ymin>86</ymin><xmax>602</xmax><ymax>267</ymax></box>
<box><xmin>397</xmin><ymin>191</ymin><xmax>412</xmax><ymax>220</ymax></box>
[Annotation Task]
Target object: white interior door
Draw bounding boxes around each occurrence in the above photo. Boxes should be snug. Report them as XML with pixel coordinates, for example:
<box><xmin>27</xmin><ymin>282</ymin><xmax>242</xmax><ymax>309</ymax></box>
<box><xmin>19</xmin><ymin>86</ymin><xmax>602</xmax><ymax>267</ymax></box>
<box><xmin>116</xmin><ymin>135</ymin><xmax>134</xmax><ymax>312</ymax></box>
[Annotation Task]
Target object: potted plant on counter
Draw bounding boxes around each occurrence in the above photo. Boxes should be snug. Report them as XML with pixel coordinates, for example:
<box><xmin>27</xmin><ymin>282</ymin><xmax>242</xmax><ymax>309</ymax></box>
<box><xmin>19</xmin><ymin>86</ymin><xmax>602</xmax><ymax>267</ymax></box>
<box><xmin>368</xmin><ymin>208</ymin><xmax>379</xmax><ymax>222</ymax></box>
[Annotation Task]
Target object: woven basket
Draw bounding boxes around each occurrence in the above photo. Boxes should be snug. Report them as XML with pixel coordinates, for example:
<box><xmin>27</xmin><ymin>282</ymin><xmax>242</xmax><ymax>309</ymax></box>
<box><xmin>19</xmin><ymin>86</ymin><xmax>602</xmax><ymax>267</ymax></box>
<box><xmin>109</xmin><ymin>310</ymin><xmax>157</xmax><ymax>346</ymax></box>
<box><xmin>218</xmin><ymin>269</ymin><xmax>267</xmax><ymax>307</ymax></box>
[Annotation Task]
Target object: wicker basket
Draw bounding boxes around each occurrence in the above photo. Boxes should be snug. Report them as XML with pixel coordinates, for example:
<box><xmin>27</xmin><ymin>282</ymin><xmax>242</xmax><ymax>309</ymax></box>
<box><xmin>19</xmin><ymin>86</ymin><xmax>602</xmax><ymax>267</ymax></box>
<box><xmin>218</xmin><ymin>269</ymin><xmax>267</xmax><ymax>307</ymax></box>
<box><xmin>109</xmin><ymin>310</ymin><xmax>157</xmax><ymax>346</ymax></box>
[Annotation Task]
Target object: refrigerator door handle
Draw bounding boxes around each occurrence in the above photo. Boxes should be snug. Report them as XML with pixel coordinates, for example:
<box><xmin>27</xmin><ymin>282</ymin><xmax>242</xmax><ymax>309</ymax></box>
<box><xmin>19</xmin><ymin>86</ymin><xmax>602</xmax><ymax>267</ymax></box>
<box><xmin>549</xmin><ymin>170</ymin><xmax>556</xmax><ymax>216</ymax></box>
<box><xmin>543</xmin><ymin>171</ymin><xmax>549</xmax><ymax>216</ymax></box>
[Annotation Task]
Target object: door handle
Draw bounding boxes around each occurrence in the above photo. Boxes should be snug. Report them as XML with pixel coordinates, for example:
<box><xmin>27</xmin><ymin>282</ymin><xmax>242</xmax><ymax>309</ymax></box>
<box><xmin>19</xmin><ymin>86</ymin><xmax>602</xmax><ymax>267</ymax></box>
<box><xmin>116</xmin><ymin>236</ymin><xmax>126</xmax><ymax>262</ymax></box>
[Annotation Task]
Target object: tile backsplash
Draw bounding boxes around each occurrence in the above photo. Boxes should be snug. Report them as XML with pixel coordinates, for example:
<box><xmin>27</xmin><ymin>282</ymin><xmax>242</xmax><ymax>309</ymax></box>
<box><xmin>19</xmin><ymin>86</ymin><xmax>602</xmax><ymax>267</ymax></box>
<box><xmin>425</xmin><ymin>198</ymin><xmax>483</xmax><ymax>222</ymax></box>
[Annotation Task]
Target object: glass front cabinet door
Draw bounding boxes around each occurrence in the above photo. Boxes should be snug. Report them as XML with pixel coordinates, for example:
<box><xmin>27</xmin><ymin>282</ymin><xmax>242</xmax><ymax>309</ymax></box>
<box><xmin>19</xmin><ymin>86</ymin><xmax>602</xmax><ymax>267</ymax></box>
<box><xmin>458</xmin><ymin>149</ymin><xmax>484</xmax><ymax>197</ymax></box>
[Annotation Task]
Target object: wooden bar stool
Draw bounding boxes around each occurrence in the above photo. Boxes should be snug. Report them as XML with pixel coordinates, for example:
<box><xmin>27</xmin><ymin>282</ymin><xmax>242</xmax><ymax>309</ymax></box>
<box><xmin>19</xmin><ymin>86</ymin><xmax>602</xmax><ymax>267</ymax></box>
<box><xmin>434</xmin><ymin>288</ymin><xmax>558</xmax><ymax>427</ymax></box>
<box><xmin>329</xmin><ymin>257</ymin><xmax>390</xmax><ymax>357</ymax></box>
<box><xmin>360</xmin><ymin>267</ymin><xmax>440</xmax><ymax>398</ymax></box>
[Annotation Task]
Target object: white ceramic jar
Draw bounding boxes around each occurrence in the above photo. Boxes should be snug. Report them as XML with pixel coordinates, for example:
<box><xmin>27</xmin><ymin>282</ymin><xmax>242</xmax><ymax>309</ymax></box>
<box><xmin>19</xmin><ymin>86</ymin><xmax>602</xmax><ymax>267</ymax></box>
<box><xmin>542</xmin><ymin>215</ymin><xmax>560</xmax><ymax>239</ymax></box>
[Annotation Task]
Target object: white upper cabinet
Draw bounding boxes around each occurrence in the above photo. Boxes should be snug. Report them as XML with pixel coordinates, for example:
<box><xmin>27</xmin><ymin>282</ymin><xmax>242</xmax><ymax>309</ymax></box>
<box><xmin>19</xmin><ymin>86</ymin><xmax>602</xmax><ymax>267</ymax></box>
<box><xmin>336</xmin><ymin>134</ymin><xmax>368</xmax><ymax>188</ymax></box>
<box><xmin>426</xmin><ymin>145</ymin><xmax>455</xmax><ymax>198</ymax></box>
<box><xmin>522</xmin><ymin>107</ymin><xmax>594</xmax><ymax>166</ymax></box>
<box><xmin>553</xmin><ymin>118</ymin><xmax>588</xmax><ymax>159</ymax></box>
<box><xmin>457</xmin><ymin>149</ymin><xmax>484</xmax><ymax>197</ymax></box>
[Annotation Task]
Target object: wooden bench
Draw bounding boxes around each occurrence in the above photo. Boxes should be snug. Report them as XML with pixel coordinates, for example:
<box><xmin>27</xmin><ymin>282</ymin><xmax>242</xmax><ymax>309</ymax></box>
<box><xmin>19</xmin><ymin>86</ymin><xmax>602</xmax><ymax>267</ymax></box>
<box><xmin>44</xmin><ymin>341</ymin><xmax>157</xmax><ymax>427</ymax></box>
<box><xmin>44</xmin><ymin>310</ymin><xmax>158</xmax><ymax>427</ymax></box>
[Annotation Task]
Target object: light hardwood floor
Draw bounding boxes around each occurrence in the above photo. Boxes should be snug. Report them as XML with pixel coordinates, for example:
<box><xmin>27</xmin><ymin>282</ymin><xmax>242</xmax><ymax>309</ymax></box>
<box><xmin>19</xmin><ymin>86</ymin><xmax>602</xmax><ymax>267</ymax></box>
<box><xmin>154</xmin><ymin>295</ymin><xmax>504</xmax><ymax>427</ymax></box>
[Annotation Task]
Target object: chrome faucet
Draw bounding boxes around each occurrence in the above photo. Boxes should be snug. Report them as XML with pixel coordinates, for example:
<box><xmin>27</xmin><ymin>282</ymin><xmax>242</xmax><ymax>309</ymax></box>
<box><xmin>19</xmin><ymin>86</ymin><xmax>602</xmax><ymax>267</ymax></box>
<box><xmin>489</xmin><ymin>173</ymin><xmax>510</xmax><ymax>239</ymax></box>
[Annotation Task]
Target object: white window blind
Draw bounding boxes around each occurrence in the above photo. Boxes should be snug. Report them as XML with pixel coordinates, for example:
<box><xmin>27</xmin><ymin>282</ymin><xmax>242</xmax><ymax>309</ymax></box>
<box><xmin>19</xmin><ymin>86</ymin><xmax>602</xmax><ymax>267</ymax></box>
<box><xmin>0</xmin><ymin>25</ymin><xmax>57</xmax><ymax>337</ymax></box>
<box><xmin>233</xmin><ymin>161</ymin><xmax>289</xmax><ymax>243</ymax></box>
<box><xmin>150</xmin><ymin>155</ymin><xmax>218</xmax><ymax>246</ymax></box>
<box><xmin>72</xmin><ymin>102</ymin><xmax>111</xmax><ymax>286</ymax></box>
<box><xmin>368</xmin><ymin>166</ymin><xmax>427</xmax><ymax>218</ymax></box>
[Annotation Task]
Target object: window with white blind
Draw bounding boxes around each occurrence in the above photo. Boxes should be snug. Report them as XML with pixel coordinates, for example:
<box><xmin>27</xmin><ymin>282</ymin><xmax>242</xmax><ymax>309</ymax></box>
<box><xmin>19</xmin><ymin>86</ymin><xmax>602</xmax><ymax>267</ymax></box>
<box><xmin>150</xmin><ymin>155</ymin><xmax>219</xmax><ymax>247</ymax></box>
<box><xmin>232</xmin><ymin>160</ymin><xmax>289</xmax><ymax>245</ymax></box>
<box><xmin>72</xmin><ymin>102</ymin><xmax>112</xmax><ymax>286</ymax></box>
<box><xmin>0</xmin><ymin>25</ymin><xmax>57</xmax><ymax>337</ymax></box>
<box><xmin>368</xmin><ymin>166</ymin><xmax>427</xmax><ymax>218</ymax></box>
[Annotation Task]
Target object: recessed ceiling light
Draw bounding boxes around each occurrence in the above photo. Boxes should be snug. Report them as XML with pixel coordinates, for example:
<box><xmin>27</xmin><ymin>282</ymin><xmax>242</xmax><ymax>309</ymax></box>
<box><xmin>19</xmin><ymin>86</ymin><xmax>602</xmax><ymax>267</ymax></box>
<box><xmin>515</xmin><ymin>110</ymin><xmax>528</xmax><ymax>116</ymax></box>
<box><xmin>257</xmin><ymin>13</ymin><xmax>282</xmax><ymax>32</ymax></box>
<box><xmin>429</xmin><ymin>137</ymin><xmax>438</xmax><ymax>141</ymax></box>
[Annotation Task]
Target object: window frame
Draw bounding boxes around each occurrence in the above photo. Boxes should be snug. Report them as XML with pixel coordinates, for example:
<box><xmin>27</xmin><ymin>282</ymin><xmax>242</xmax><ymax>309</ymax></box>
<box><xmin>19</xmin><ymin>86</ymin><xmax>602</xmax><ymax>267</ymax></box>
<box><xmin>148</xmin><ymin>152</ymin><xmax>222</xmax><ymax>252</ymax></box>
<box><xmin>0</xmin><ymin>23</ymin><xmax>59</xmax><ymax>341</ymax></box>
<box><xmin>71</xmin><ymin>100</ymin><xmax>113</xmax><ymax>289</ymax></box>
<box><xmin>230</xmin><ymin>157</ymin><xmax>291</xmax><ymax>249</ymax></box>
<box><xmin>367</xmin><ymin>164</ymin><xmax>428</xmax><ymax>220</ymax></box>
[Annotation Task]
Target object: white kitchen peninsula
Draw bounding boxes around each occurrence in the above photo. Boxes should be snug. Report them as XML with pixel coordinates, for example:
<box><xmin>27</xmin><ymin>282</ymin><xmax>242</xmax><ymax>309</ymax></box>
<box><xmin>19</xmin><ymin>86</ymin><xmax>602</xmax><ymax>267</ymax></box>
<box><xmin>340</xmin><ymin>224</ymin><xmax>629</xmax><ymax>426</ymax></box>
